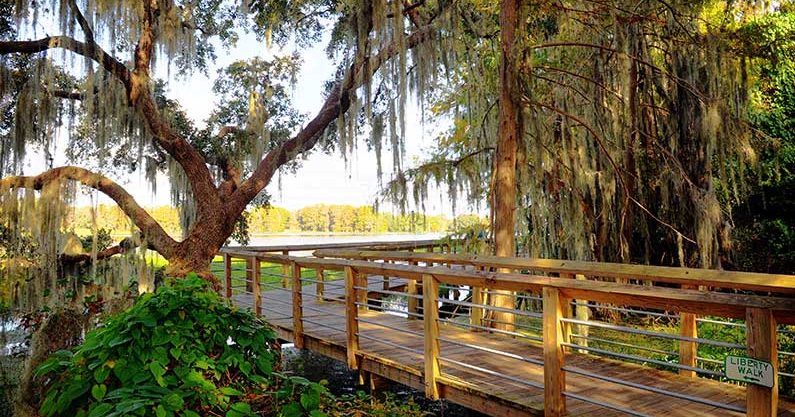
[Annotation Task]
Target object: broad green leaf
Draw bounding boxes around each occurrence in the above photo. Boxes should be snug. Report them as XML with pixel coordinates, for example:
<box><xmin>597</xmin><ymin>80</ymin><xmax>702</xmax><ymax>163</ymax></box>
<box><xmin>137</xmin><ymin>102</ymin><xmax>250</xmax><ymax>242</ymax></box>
<box><xmin>90</xmin><ymin>384</ymin><xmax>107</xmax><ymax>401</ymax></box>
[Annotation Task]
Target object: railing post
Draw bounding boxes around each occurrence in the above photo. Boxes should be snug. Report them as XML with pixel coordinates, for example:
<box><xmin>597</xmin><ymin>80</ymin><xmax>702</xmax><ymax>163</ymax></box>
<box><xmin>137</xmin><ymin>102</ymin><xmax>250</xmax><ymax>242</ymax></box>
<box><xmin>357</xmin><ymin>270</ymin><xmax>368</xmax><ymax>310</ymax></box>
<box><xmin>245</xmin><ymin>257</ymin><xmax>254</xmax><ymax>292</ymax></box>
<box><xmin>679</xmin><ymin>284</ymin><xmax>699</xmax><ymax>377</ymax></box>
<box><xmin>407</xmin><ymin>261</ymin><xmax>419</xmax><ymax>319</ymax></box>
<box><xmin>574</xmin><ymin>274</ymin><xmax>589</xmax><ymax>351</ymax></box>
<box><xmin>746</xmin><ymin>307</ymin><xmax>778</xmax><ymax>417</ymax></box>
<box><xmin>470</xmin><ymin>266</ymin><xmax>484</xmax><ymax>329</ymax></box>
<box><xmin>224</xmin><ymin>253</ymin><xmax>232</xmax><ymax>299</ymax></box>
<box><xmin>543</xmin><ymin>287</ymin><xmax>566</xmax><ymax>417</ymax></box>
<box><xmin>423</xmin><ymin>273</ymin><xmax>441</xmax><ymax>400</ymax></box>
<box><xmin>316</xmin><ymin>266</ymin><xmax>325</xmax><ymax>302</ymax></box>
<box><xmin>344</xmin><ymin>266</ymin><xmax>360</xmax><ymax>369</ymax></box>
<box><xmin>253</xmin><ymin>257</ymin><xmax>261</xmax><ymax>316</ymax></box>
<box><xmin>383</xmin><ymin>260</ymin><xmax>391</xmax><ymax>291</ymax></box>
<box><xmin>281</xmin><ymin>250</ymin><xmax>291</xmax><ymax>288</ymax></box>
<box><xmin>292</xmin><ymin>261</ymin><xmax>304</xmax><ymax>349</ymax></box>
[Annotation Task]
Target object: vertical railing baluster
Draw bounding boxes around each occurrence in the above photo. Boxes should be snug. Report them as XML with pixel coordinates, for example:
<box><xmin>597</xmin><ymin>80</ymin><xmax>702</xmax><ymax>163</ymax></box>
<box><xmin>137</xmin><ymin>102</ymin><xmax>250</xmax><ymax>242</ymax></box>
<box><xmin>292</xmin><ymin>261</ymin><xmax>304</xmax><ymax>349</ymax></box>
<box><xmin>407</xmin><ymin>260</ymin><xmax>419</xmax><ymax>319</ymax></box>
<box><xmin>281</xmin><ymin>250</ymin><xmax>290</xmax><ymax>288</ymax></box>
<box><xmin>224</xmin><ymin>253</ymin><xmax>232</xmax><ymax>300</ymax></box>
<box><xmin>470</xmin><ymin>266</ymin><xmax>484</xmax><ymax>330</ymax></box>
<box><xmin>245</xmin><ymin>256</ymin><xmax>253</xmax><ymax>292</ymax></box>
<box><xmin>253</xmin><ymin>256</ymin><xmax>261</xmax><ymax>316</ymax></box>
<box><xmin>746</xmin><ymin>307</ymin><xmax>778</xmax><ymax>417</ymax></box>
<box><xmin>316</xmin><ymin>266</ymin><xmax>325</xmax><ymax>302</ymax></box>
<box><xmin>345</xmin><ymin>266</ymin><xmax>360</xmax><ymax>369</ymax></box>
<box><xmin>423</xmin><ymin>273</ymin><xmax>441</xmax><ymax>400</ymax></box>
<box><xmin>679</xmin><ymin>284</ymin><xmax>699</xmax><ymax>377</ymax></box>
<box><xmin>543</xmin><ymin>287</ymin><xmax>566</xmax><ymax>417</ymax></box>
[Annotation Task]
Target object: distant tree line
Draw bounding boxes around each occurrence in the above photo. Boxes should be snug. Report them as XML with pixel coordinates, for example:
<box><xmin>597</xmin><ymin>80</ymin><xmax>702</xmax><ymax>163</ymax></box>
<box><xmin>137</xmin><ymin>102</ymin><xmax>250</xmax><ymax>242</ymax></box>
<box><xmin>69</xmin><ymin>204</ymin><xmax>484</xmax><ymax>237</ymax></box>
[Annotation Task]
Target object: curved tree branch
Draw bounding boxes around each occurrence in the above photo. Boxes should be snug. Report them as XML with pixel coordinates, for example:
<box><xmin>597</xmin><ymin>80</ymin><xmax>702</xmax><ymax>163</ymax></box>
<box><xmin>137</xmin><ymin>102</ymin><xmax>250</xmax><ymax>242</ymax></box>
<box><xmin>1</xmin><ymin>166</ymin><xmax>178</xmax><ymax>257</ymax></box>
<box><xmin>228</xmin><ymin>24</ymin><xmax>437</xmax><ymax>216</ymax></box>
<box><xmin>0</xmin><ymin>36</ymin><xmax>131</xmax><ymax>90</ymax></box>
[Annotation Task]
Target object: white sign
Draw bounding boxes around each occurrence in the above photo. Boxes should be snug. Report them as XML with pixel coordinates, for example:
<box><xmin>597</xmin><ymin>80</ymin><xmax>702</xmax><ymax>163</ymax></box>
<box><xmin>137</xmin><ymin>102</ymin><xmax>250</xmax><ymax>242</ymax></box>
<box><xmin>725</xmin><ymin>355</ymin><xmax>775</xmax><ymax>388</ymax></box>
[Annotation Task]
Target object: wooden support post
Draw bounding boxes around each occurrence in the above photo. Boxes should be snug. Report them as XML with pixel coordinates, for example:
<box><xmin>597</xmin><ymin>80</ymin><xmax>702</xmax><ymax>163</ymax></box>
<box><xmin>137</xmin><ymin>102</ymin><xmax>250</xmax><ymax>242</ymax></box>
<box><xmin>253</xmin><ymin>257</ymin><xmax>262</xmax><ymax>316</ymax></box>
<box><xmin>543</xmin><ymin>287</ymin><xmax>566</xmax><ymax>417</ymax></box>
<box><xmin>224</xmin><ymin>253</ymin><xmax>232</xmax><ymax>299</ymax></box>
<box><xmin>407</xmin><ymin>260</ymin><xmax>419</xmax><ymax>319</ymax></box>
<box><xmin>559</xmin><ymin>273</ymin><xmax>574</xmax><ymax>348</ymax></box>
<box><xmin>679</xmin><ymin>284</ymin><xmax>699</xmax><ymax>377</ymax></box>
<box><xmin>357</xmin><ymin>270</ymin><xmax>368</xmax><ymax>310</ymax></box>
<box><xmin>470</xmin><ymin>266</ymin><xmax>484</xmax><ymax>329</ymax></box>
<box><xmin>383</xmin><ymin>260</ymin><xmax>391</xmax><ymax>291</ymax></box>
<box><xmin>574</xmin><ymin>274</ymin><xmax>589</xmax><ymax>351</ymax></box>
<box><xmin>746</xmin><ymin>307</ymin><xmax>778</xmax><ymax>417</ymax></box>
<box><xmin>281</xmin><ymin>250</ymin><xmax>290</xmax><ymax>289</ymax></box>
<box><xmin>427</xmin><ymin>244</ymin><xmax>434</xmax><ymax>253</ymax></box>
<box><xmin>292</xmin><ymin>261</ymin><xmax>304</xmax><ymax>349</ymax></box>
<box><xmin>471</xmin><ymin>287</ymin><xmax>484</xmax><ymax>329</ymax></box>
<box><xmin>423</xmin><ymin>274</ymin><xmax>441</xmax><ymax>400</ymax></box>
<box><xmin>344</xmin><ymin>266</ymin><xmax>360</xmax><ymax>369</ymax></box>
<box><xmin>316</xmin><ymin>267</ymin><xmax>325</xmax><ymax>302</ymax></box>
<box><xmin>245</xmin><ymin>257</ymin><xmax>254</xmax><ymax>292</ymax></box>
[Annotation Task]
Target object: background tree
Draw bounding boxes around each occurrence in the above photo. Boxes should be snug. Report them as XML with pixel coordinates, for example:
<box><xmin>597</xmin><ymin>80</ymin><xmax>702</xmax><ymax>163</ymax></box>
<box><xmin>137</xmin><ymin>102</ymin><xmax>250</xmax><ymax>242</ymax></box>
<box><xmin>0</xmin><ymin>0</ymin><xmax>442</xmax><ymax>298</ymax></box>
<box><xmin>383</xmin><ymin>0</ymin><xmax>790</xmax><ymax>272</ymax></box>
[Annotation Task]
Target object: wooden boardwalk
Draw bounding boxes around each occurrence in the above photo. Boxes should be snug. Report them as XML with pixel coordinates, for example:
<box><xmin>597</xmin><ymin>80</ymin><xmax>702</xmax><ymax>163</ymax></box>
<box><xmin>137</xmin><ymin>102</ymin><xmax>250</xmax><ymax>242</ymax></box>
<box><xmin>233</xmin><ymin>277</ymin><xmax>795</xmax><ymax>417</ymax></box>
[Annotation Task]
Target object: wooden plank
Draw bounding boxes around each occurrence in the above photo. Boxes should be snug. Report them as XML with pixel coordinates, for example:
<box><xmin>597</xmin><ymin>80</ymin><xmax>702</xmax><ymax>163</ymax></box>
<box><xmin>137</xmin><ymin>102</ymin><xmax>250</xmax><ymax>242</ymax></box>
<box><xmin>253</xmin><ymin>257</ymin><xmax>262</xmax><ymax>316</ymax></box>
<box><xmin>314</xmin><ymin>249</ymin><xmax>795</xmax><ymax>294</ymax></box>
<box><xmin>423</xmin><ymin>273</ymin><xmax>442</xmax><ymax>400</ymax></box>
<box><xmin>344</xmin><ymin>266</ymin><xmax>360</xmax><ymax>370</ymax></box>
<box><xmin>224</xmin><ymin>253</ymin><xmax>232</xmax><ymax>299</ymax></box>
<box><xmin>292</xmin><ymin>261</ymin><xmax>304</xmax><ymax>349</ymax></box>
<box><xmin>746</xmin><ymin>307</ymin><xmax>778</xmax><ymax>417</ymax></box>
<box><xmin>543</xmin><ymin>287</ymin><xmax>566</xmax><ymax>417</ymax></box>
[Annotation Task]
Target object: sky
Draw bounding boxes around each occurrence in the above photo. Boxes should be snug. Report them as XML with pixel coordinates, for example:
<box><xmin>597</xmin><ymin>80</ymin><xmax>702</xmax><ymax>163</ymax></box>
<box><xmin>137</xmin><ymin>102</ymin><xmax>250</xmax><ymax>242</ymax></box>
<box><xmin>20</xmin><ymin>19</ymin><xmax>470</xmax><ymax>216</ymax></box>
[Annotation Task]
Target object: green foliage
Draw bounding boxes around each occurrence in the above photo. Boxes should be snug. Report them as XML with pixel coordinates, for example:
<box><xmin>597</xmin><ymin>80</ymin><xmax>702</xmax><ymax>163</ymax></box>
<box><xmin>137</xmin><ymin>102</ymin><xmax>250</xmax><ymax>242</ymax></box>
<box><xmin>35</xmin><ymin>275</ymin><xmax>279</xmax><ymax>417</ymax></box>
<box><xmin>731</xmin><ymin>3</ymin><xmax>795</xmax><ymax>274</ymax></box>
<box><xmin>79</xmin><ymin>228</ymin><xmax>113</xmax><ymax>253</ymax></box>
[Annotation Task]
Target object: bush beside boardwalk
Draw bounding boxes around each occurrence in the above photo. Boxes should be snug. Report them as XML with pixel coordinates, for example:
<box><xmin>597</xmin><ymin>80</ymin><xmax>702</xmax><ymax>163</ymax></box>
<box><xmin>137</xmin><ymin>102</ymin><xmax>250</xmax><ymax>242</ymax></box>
<box><xmin>32</xmin><ymin>276</ymin><xmax>426</xmax><ymax>417</ymax></box>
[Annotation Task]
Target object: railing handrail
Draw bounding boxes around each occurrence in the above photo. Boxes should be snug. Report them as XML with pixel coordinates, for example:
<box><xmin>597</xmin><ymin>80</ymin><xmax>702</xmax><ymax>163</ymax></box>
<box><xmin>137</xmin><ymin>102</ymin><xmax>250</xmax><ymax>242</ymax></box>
<box><xmin>220</xmin><ymin>248</ymin><xmax>788</xmax><ymax>417</ymax></box>
<box><xmin>221</xmin><ymin>251</ymin><xmax>795</xmax><ymax>323</ymax></box>
<box><xmin>220</xmin><ymin>238</ymin><xmax>449</xmax><ymax>253</ymax></box>
<box><xmin>313</xmin><ymin>249</ymin><xmax>795</xmax><ymax>295</ymax></box>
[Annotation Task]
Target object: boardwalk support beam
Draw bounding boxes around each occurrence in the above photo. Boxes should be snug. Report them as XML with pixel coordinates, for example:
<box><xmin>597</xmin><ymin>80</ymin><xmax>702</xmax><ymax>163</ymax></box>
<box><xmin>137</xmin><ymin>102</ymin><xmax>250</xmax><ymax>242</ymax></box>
<box><xmin>224</xmin><ymin>253</ymin><xmax>232</xmax><ymax>299</ymax></box>
<box><xmin>281</xmin><ymin>250</ymin><xmax>291</xmax><ymax>288</ymax></box>
<box><xmin>543</xmin><ymin>287</ymin><xmax>566</xmax><ymax>417</ymax></box>
<box><xmin>292</xmin><ymin>261</ymin><xmax>304</xmax><ymax>349</ymax></box>
<box><xmin>253</xmin><ymin>257</ymin><xmax>261</xmax><ymax>316</ymax></box>
<box><xmin>345</xmin><ymin>266</ymin><xmax>360</xmax><ymax>370</ymax></box>
<box><xmin>746</xmin><ymin>307</ymin><xmax>778</xmax><ymax>417</ymax></box>
<box><xmin>423</xmin><ymin>273</ymin><xmax>442</xmax><ymax>400</ymax></box>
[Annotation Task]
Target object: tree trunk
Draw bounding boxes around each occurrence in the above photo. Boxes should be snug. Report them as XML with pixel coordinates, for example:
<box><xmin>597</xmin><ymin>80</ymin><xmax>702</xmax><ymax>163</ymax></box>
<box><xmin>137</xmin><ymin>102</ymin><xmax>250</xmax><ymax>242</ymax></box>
<box><xmin>490</xmin><ymin>0</ymin><xmax>521</xmax><ymax>332</ymax></box>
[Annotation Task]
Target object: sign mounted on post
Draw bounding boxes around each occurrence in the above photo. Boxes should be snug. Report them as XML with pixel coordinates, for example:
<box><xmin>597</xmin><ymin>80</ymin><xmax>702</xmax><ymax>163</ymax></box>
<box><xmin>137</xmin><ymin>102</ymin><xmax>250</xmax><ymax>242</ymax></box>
<box><xmin>725</xmin><ymin>355</ymin><xmax>775</xmax><ymax>388</ymax></box>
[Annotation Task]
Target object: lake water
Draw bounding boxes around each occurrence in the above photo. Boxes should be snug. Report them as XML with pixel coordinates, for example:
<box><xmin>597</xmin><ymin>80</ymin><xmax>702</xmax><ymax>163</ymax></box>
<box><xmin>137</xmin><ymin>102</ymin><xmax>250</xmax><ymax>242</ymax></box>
<box><xmin>237</xmin><ymin>233</ymin><xmax>445</xmax><ymax>248</ymax></box>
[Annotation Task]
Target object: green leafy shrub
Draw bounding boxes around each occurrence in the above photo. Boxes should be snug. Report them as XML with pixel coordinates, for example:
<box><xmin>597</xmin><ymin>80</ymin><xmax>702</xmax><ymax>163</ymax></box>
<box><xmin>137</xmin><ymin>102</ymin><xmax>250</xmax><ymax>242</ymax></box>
<box><xmin>35</xmin><ymin>274</ymin><xmax>278</xmax><ymax>417</ymax></box>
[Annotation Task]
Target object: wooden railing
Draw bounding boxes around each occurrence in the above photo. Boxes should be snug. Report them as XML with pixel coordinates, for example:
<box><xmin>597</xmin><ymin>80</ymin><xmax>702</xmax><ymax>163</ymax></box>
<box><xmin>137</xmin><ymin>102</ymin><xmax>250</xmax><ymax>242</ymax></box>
<box><xmin>216</xmin><ymin>248</ymin><xmax>795</xmax><ymax>417</ymax></box>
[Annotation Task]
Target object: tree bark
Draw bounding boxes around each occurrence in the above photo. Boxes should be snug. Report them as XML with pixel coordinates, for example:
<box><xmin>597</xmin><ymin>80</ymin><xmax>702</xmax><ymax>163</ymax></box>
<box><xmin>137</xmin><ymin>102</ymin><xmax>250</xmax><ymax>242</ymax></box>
<box><xmin>490</xmin><ymin>0</ymin><xmax>521</xmax><ymax>331</ymax></box>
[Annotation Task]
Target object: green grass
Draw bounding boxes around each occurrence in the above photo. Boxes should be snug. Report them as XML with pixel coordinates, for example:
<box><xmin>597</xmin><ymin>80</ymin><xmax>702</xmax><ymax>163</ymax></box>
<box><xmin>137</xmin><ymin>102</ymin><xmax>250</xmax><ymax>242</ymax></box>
<box><xmin>209</xmin><ymin>258</ymin><xmax>346</xmax><ymax>295</ymax></box>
